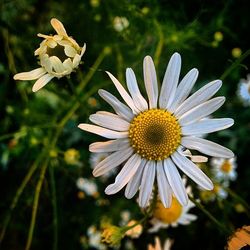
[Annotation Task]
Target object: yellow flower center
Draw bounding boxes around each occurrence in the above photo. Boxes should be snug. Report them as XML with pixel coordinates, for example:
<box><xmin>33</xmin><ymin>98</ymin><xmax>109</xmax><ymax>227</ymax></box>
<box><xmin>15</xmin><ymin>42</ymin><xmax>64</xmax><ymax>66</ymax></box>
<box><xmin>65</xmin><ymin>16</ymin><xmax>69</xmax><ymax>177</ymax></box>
<box><xmin>153</xmin><ymin>197</ymin><xmax>183</xmax><ymax>224</ymax></box>
<box><xmin>220</xmin><ymin>160</ymin><xmax>232</xmax><ymax>173</ymax></box>
<box><xmin>129</xmin><ymin>109</ymin><xmax>181</xmax><ymax>161</ymax></box>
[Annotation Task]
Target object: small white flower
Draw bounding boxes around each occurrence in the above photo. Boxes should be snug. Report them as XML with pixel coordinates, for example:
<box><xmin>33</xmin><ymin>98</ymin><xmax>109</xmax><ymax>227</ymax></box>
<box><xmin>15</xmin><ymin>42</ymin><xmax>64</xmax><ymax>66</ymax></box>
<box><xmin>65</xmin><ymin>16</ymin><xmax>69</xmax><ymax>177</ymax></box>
<box><xmin>148</xmin><ymin>237</ymin><xmax>173</xmax><ymax>250</ymax></box>
<box><xmin>76</xmin><ymin>177</ymin><xmax>98</xmax><ymax>197</ymax></box>
<box><xmin>120</xmin><ymin>210</ymin><xmax>131</xmax><ymax>225</ymax></box>
<box><xmin>14</xmin><ymin>18</ymin><xmax>86</xmax><ymax>92</ymax></box>
<box><xmin>237</xmin><ymin>74</ymin><xmax>250</xmax><ymax>106</ymax></box>
<box><xmin>211</xmin><ymin>157</ymin><xmax>237</xmax><ymax>183</ymax></box>
<box><xmin>87</xmin><ymin>226</ymin><xmax>107</xmax><ymax>250</ymax></box>
<box><xmin>199</xmin><ymin>183</ymin><xmax>228</xmax><ymax>202</ymax></box>
<box><xmin>79</xmin><ymin>53</ymin><xmax>234</xmax><ymax>208</ymax></box>
<box><xmin>113</xmin><ymin>16</ymin><xmax>129</xmax><ymax>32</ymax></box>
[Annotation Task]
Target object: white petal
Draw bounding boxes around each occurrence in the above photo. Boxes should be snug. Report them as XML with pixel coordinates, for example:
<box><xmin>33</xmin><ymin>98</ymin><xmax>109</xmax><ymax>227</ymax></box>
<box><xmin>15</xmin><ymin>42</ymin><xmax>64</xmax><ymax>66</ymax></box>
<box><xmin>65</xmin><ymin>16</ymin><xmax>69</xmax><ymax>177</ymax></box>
<box><xmin>106</xmin><ymin>71</ymin><xmax>139</xmax><ymax>114</ymax></box>
<box><xmin>163</xmin><ymin>158</ymin><xmax>188</xmax><ymax>206</ymax></box>
<box><xmin>143</xmin><ymin>56</ymin><xmax>158</xmax><ymax>109</ymax></box>
<box><xmin>156</xmin><ymin>161</ymin><xmax>172</xmax><ymax>208</ymax></box>
<box><xmin>105</xmin><ymin>154</ymin><xmax>142</xmax><ymax>195</ymax></box>
<box><xmin>139</xmin><ymin>161</ymin><xmax>156</xmax><ymax>207</ymax></box>
<box><xmin>50</xmin><ymin>56</ymin><xmax>65</xmax><ymax>74</ymax></box>
<box><xmin>73</xmin><ymin>54</ymin><xmax>81</xmax><ymax>68</ymax></box>
<box><xmin>159</xmin><ymin>53</ymin><xmax>181</xmax><ymax>109</ymax></box>
<box><xmin>63</xmin><ymin>58</ymin><xmax>73</xmax><ymax>71</ymax></box>
<box><xmin>64</xmin><ymin>45</ymin><xmax>77</xmax><ymax>58</ymax></box>
<box><xmin>98</xmin><ymin>89</ymin><xmax>134</xmax><ymax>121</ymax></box>
<box><xmin>181</xmin><ymin>136</ymin><xmax>234</xmax><ymax>158</ymax></box>
<box><xmin>14</xmin><ymin>68</ymin><xmax>46</xmax><ymax>81</ymax></box>
<box><xmin>125</xmin><ymin>159</ymin><xmax>146</xmax><ymax>199</ymax></box>
<box><xmin>171</xmin><ymin>150</ymin><xmax>213</xmax><ymax>190</ymax></box>
<box><xmin>178</xmin><ymin>97</ymin><xmax>225</xmax><ymax>126</ymax></box>
<box><xmin>78</xmin><ymin>124</ymin><xmax>128</xmax><ymax>139</ymax></box>
<box><xmin>93</xmin><ymin>147</ymin><xmax>133</xmax><ymax>177</ymax></box>
<box><xmin>175</xmin><ymin>80</ymin><xmax>222</xmax><ymax>117</ymax></box>
<box><xmin>126</xmin><ymin>68</ymin><xmax>148</xmax><ymax>112</ymax></box>
<box><xmin>89</xmin><ymin>113</ymin><xmax>130</xmax><ymax>131</ymax></box>
<box><xmin>32</xmin><ymin>74</ymin><xmax>54</xmax><ymax>92</ymax></box>
<box><xmin>168</xmin><ymin>68</ymin><xmax>198</xmax><ymax>112</ymax></box>
<box><xmin>89</xmin><ymin>139</ymin><xmax>130</xmax><ymax>153</ymax></box>
<box><xmin>46</xmin><ymin>39</ymin><xmax>57</xmax><ymax>48</ymax></box>
<box><xmin>182</xmin><ymin>118</ymin><xmax>234</xmax><ymax>135</ymax></box>
<box><xmin>50</xmin><ymin>18</ymin><xmax>68</xmax><ymax>36</ymax></box>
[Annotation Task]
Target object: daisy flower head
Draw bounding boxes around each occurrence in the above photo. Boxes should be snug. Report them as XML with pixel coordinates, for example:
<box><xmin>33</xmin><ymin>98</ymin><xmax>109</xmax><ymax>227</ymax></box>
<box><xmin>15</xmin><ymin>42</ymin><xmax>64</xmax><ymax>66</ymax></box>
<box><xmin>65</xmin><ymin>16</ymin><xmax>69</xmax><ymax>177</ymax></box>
<box><xmin>14</xmin><ymin>18</ymin><xmax>86</xmax><ymax>92</ymax></box>
<box><xmin>78</xmin><ymin>53</ymin><xmax>234</xmax><ymax>208</ymax></box>
<box><xmin>211</xmin><ymin>157</ymin><xmax>237</xmax><ymax>183</ymax></box>
<box><xmin>237</xmin><ymin>74</ymin><xmax>250</xmax><ymax>106</ymax></box>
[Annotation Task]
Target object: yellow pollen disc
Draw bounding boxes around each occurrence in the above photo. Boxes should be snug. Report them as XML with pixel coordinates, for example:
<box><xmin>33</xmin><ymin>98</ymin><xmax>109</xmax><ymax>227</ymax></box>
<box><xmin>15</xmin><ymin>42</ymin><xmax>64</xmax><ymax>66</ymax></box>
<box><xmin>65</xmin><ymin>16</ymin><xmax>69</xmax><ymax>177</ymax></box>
<box><xmin>220</xmin><ymin>160</ymin><xmax>232</xmax><ymax>173</ymax></box>
<box><xmin>129</xmin><ymin>109</ymin><xmax>181</xmax><ymax>161</ymax></box>
<box><xmin>153</xmin><ymin>198</ymin><xmax>183</xmax><ymax>224</ymax></box>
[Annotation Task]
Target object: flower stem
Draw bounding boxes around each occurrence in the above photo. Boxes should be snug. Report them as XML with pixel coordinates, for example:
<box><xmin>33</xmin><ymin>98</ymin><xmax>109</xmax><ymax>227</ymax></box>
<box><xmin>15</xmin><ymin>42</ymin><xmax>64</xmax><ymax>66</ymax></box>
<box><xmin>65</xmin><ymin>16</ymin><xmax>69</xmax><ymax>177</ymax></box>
<box><xmin>189</xmin><ymin>196</ymin><xmax>232</xmax><ymax>234</ymax></box>
<box><xmin>77</xmin><ymin>47</ymin><xmax>110</xmax><ymax>94</ymax></box>
<box><xmin>154</xmin><ymin>20</ymin><xmax>164</xmax><ymax>69</ymax></box>
<box><xmin>49</xmin><ymin>164</ymin><xmax>58</xmax><ymax>250</ymax></box>
<box><xmin>0</xmin><ymin>153</ymin><xmax>44</xmax><ymax>245</ymax></box>
<box><xmin>220</xmin><ymin>49</ymin><xmax>250</xmax><ymax>80</ymax></box>
<box><xmin>25</xmin><ymin>159</ymin><xmax>49</xmax><ymax>250</ymax></box>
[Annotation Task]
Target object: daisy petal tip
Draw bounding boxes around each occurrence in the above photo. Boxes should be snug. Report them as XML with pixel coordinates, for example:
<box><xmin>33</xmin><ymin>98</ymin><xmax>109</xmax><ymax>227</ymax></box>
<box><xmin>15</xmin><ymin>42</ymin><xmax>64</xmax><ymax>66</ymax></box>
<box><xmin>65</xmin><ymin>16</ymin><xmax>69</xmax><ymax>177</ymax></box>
<box><xmin>77</xmin><ymin>123</ymin><xmax>86</xmax><ymax>130</ymax></box>
<box><xmin>104</xmin><ymin>185</ymin><xmax>115</xmax><ymax>195</ymax></box>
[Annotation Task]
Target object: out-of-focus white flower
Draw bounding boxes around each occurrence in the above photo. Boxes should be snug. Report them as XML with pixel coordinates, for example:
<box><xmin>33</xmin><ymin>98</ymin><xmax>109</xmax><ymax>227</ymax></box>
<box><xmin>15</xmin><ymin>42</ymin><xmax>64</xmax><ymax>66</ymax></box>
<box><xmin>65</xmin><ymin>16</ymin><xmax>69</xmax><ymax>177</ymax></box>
<box><xmin>148</xmin><ymin>237</ymin><xmax>173</xmax><ymax>250</ymax></box>
<box><xmin>120</xmin><ymin>210</ymin><xmax>131</xmax><ymax>225</ymax></box>
<box><xmin>125</xmin><ymin>220</ymin><xmax>143</xmax><ymax>239</ymax></box>
<box><xmin>113</xmin><ymin>16</ymin><xmax>129</xmax><ymax>32</ymax></box>
<box><xmin>76</xmin><ymin>177</ymin><xmax>99</xmax><ymax>198</ymax></box>
<box><xmin>211</xmin><ymin>157</ymin><xmax>237</xmax><ymax>183</ymax></box>
<box><xmin>237</xmin><ymin>75</ymin><xmax>250</xmax><ymax>106</ymax></box>
<box><xmin>87</xmin><ymin>226</ymin><xmax>107</xmax><ymax>250</ymax></box>
<box><xmin>149</xmin><ymin>180</ymin><xmax>197</xmax><ymax>232</ymax></box>
<box><xmin>14</xmin><ymin>18</ymin><xmax>86</xmax><ymax>92</ymax></box>
<box><xmin>199</xmin><ymin>183</ymin><xmax>228</xmax><ymax>202</ymax></box>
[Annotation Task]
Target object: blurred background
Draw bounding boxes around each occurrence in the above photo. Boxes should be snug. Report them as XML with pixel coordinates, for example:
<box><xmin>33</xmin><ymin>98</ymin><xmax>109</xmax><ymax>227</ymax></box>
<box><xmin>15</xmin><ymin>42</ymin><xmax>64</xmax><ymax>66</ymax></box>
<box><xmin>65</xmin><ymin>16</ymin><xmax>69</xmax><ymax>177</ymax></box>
<box><xmin>0</xmin><ymin>0</ymin><xmax>250</xmax><ymax>249</ymax></box>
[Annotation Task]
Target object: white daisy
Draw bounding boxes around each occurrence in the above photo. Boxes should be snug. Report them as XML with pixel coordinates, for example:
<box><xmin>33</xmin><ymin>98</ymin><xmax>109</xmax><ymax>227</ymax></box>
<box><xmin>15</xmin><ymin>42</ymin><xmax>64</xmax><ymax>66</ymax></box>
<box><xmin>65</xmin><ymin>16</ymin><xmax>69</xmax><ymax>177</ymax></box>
<box><xmin>113</xmin><ymin>16</ymin><xmax>129</xmax><ymax>32</ymax></box>
<box><xmin>78</xmin><ymin>53</ymin><xmax>234</xmax><ymax>208</ymax></box>
<box><xmin>211</xmin><ymin>157</ymin><xmax>237</xmax><ymax>183</ymax></box>
<box><xmin>14</xmin><ymin>18</ymin><xmax>86</xmax><ymax>92</ymax></box>
<box><xmin>199</xmin><ymin>183</ymin><xmax>228</xmax><ymax>202</ymax></box>
<box><xmin>87</xmin><ymin>225</ymin><xmax>107</xmax><ymax>250</ymax></box>
<box><xmin>76</xmin><ymin>177</ymin><xmax>99</xmax><ymax>198</ymax></box>
<box><xmin>237</xmin><ymin>74</ymin><xmax>250</xmax><ymax>106</ymax></box>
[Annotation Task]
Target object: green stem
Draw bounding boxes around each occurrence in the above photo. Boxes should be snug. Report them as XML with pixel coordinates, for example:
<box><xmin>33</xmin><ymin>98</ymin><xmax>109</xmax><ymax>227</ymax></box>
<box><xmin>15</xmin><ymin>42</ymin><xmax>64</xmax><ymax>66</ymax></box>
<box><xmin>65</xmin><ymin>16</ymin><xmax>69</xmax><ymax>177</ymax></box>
<box><xmin>0</xmin><ymin>154</ymin><xmax>43</xmax><ymax>245</ymax></box>
<box><xmin>220</xmin><ymin>49</ymin><xmax>250</xmax><ymax>80</ymax></box>
<box><xmin>25</xmin><ymin>159</ymin><xmax>49</xmax><ymax>250</ymax></box>
<box><xmin>76</xmin><ymin>47</ymin><xmax>110</xmax><ymax>94</ymax></box>
<box><xmin>189</xmin><ymin>196</ymin><xmax>231</xmax><ymax>234</ymax></box>
<box><xmin>49</xmin><ymin>165</ymin><xmax>58</xmax><ymax>250</ymax></box>
<box><xmin>225</xmin><ymin>187</ymin><xmax>250</xmax><ymax>216</ymax></box>
<box><xmin>154</xmin><ymin>20</ymin><xmax>164</xmax><ymax>69</ymax></box>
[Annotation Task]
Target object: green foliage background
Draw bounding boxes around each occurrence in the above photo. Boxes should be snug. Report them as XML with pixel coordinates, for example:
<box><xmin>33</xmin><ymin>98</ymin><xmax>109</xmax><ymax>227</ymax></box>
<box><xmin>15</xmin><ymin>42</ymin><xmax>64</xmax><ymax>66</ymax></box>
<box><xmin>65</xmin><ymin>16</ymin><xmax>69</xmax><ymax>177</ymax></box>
<box><xmin>0</xmin><ymin>0</ymin><xmax>250</xmax><ymax>249</ymax></box>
